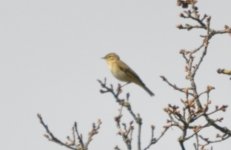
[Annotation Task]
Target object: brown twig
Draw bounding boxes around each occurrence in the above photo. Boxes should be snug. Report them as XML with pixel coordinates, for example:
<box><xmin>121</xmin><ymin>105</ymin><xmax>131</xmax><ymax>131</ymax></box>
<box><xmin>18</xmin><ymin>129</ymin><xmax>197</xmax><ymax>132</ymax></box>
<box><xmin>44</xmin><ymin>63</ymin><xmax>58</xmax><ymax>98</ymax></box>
<box><xmin>37</xmin><ymin>114</ymin><xmax>76</xmax><ymax>150</ymax></box>
<box><xmin>37</xmin><ymin>114</ymin><xmax>101</xmax><ymax>150</ymax></box>
<box><xmin>98</xmin><ymin>78</ymin><xmax>168</xmax><ymax>150</ymax></box>
<box><xmin>143</xmin><ymin>125</ymin><xmax>170</xmax><ymax>150</ymax></box>
<box><xmin>161</xmin><ymin>2</ymin><xmax>231</xmax><ymax>149</ymax></box>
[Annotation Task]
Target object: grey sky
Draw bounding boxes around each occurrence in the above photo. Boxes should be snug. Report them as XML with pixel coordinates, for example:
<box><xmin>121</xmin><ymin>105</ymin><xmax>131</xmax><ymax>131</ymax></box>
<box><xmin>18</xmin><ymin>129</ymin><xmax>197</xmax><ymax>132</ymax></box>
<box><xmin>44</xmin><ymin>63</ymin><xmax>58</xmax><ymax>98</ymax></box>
<box><xmin>0</xmin><ymin>0</ymin><xmax>230</xmax><ymax>150</ymax></box>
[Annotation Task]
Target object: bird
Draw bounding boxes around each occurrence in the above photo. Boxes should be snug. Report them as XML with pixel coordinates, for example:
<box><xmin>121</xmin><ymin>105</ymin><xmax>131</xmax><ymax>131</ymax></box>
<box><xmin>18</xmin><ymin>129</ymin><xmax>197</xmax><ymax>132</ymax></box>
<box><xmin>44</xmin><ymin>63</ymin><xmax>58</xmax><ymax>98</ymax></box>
<box><xmin>102</xmin><ymin>52</ymin><xmax>154</xmax><ymax>96</ymax></box>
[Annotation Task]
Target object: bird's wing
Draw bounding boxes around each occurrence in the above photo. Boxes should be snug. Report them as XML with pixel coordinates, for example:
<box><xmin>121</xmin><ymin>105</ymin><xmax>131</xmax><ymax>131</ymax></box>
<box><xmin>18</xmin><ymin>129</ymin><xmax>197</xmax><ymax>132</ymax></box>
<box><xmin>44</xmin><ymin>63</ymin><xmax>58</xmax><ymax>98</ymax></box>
<box><xmin>117</xmin><ymin>60</ymin><xmax>145</xmax><ymax>86</ymax></box>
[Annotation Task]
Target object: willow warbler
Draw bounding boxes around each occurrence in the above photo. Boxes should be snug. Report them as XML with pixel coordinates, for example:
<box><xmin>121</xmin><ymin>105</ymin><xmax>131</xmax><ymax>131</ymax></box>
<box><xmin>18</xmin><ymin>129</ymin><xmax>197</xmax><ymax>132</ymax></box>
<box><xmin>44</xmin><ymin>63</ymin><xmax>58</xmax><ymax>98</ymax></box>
<box><xmin>102</xmin><ymin>52</ymin><xmax>154</xmax><ymax>96</ymax></box>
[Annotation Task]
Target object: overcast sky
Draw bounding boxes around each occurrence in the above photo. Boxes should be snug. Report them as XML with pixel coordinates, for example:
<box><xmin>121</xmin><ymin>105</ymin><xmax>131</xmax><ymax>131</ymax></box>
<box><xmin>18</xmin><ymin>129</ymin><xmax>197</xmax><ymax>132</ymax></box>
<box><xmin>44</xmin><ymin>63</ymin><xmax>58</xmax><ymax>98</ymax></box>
<box><xmin>0</xmin><ymin>0</ymin><xmax>231</xmax><ymax>150</ymax></box>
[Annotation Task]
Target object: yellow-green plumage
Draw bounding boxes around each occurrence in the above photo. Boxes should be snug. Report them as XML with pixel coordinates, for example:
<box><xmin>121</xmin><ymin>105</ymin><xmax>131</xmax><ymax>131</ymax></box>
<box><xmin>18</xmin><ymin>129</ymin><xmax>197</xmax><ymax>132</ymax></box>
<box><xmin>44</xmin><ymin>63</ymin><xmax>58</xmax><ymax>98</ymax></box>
<box><xmin>103</xmin><ymin>52</ymin><xmax>154</xmax><ymax>96</ymax></box>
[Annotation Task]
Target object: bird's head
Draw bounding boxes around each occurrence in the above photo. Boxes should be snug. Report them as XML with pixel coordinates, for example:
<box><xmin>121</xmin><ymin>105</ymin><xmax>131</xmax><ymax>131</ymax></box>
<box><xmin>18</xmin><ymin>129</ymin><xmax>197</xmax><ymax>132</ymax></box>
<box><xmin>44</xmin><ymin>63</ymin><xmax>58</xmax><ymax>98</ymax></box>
<box><xmin>102</xmin><ymin>53</ymin><xmax>120</xmax><ymax>62</ymax></box>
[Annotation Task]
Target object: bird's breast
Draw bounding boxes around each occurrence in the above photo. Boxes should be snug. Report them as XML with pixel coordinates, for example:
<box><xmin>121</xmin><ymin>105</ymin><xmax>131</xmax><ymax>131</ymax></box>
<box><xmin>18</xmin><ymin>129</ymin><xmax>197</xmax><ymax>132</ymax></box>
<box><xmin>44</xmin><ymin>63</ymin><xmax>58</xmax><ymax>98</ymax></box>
<box><xmin>109</xmin><ymin>62</ymin><xmax>129</xmax><ymax>82</ymax></box>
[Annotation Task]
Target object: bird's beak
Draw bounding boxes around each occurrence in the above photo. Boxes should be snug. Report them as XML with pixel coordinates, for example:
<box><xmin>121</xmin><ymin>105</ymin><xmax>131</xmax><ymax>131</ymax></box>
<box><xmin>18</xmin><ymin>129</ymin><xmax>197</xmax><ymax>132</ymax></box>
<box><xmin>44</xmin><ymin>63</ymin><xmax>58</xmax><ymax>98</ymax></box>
<box><xmin>101</xmin><ymin>56</ymin><xmax>106</xmax><ymax>59</ymax></box>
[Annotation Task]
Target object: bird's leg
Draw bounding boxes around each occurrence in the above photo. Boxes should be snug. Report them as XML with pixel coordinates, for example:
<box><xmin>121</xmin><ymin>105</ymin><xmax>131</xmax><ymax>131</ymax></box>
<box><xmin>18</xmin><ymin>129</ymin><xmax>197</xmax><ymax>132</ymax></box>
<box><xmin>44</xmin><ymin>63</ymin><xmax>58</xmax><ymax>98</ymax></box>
<box><xmin>121</xmin><ymin>82</ymin><xmax>131</xmax><ymax>88</ymax></box>
<box><xmin>116</xmin><ymin>82</ymin><xmax>130</xmax><ymax>94</ymax></box>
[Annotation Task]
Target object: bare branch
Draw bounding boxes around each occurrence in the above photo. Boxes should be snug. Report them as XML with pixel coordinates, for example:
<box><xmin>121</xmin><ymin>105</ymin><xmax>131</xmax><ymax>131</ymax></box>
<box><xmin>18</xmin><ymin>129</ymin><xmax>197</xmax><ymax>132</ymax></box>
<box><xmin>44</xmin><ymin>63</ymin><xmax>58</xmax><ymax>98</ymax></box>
<box><xmin>37</xmin><ymin>114</ymin><xmax>101</xmax><ymax>150</ymax></box>
<box><xmin>162</xmin><ymin>1</ymin><xmax>231</xmax><ymax>149</ymax></box>
<box><xmin>37</xmin><ymin>114</ymin><xmax>76</xmax><ymax>150</ymax></box>
<box><xmin>98</xmin><ymin>78</ymin><xmax>168</xmax><ymax>150</ymax></box>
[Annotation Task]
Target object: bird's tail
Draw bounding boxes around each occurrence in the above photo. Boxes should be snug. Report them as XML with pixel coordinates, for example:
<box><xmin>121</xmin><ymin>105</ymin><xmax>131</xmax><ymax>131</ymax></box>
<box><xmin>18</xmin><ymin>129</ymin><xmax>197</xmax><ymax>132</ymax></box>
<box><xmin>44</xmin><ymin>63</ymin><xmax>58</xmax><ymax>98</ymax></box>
<box><xmin>142</xmin><ymin>85</ymin><xmax>155</xmax><ymax>96</ymax></box>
